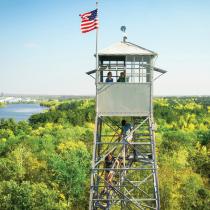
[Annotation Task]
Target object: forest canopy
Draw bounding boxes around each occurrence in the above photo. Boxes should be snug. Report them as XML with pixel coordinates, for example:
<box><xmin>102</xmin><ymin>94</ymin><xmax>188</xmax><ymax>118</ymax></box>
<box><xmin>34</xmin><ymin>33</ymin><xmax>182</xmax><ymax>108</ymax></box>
<box><xmin>0</xmin><ymin>97</ymin><xmax>209</xmax><ymax>209</ymax></box>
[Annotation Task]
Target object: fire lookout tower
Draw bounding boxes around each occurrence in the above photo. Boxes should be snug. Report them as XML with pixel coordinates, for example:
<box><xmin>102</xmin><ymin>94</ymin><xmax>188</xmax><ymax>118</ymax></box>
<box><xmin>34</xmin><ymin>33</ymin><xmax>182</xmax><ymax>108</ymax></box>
<box><xmin>87</xmin><ymin>28</ymin><xmax>166</xmax><ymax>210</ymax></box>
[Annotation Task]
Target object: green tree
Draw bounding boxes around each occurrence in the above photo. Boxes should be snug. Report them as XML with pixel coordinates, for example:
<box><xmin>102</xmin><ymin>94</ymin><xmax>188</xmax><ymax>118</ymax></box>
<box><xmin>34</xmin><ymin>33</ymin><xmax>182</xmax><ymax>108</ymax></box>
<box><xmin>0</xmin><ymin>181</ymin><xmax>68</xmax><ymax>210</ymax></box>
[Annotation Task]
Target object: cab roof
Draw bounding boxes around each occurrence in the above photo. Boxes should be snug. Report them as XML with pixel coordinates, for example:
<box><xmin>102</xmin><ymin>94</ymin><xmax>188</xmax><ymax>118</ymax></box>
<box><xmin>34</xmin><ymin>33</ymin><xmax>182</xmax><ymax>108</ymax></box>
<box><xmin>98</xmin><ymin>41</ymin><xmax>157</xmax><ymax>56</ymax></box>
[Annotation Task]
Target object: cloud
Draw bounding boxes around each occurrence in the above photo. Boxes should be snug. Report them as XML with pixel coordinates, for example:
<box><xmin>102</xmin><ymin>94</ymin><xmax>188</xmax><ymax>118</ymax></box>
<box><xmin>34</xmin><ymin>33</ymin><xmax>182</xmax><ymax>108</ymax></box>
<box><xmin>24</xmin><ymin>42</ymin><xmax>40</xmax><ymax>49</ymax></box>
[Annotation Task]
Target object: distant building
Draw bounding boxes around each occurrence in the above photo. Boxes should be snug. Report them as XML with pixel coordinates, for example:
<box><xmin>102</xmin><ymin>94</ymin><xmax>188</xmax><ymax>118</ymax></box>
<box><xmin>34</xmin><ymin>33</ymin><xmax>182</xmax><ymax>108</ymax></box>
<box><xmin>0</xmin><ymin>96</ymin><xmax>37</xmax><ymax>103</ymax></box>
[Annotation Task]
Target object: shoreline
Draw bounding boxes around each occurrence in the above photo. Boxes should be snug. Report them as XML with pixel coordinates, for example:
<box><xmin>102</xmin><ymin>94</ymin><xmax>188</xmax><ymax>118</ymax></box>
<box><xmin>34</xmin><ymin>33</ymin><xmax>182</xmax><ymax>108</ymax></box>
<box><xmin>0</xmin><ymin>103</ymin><xmax>48</xmax><ymax>122</ymax></box>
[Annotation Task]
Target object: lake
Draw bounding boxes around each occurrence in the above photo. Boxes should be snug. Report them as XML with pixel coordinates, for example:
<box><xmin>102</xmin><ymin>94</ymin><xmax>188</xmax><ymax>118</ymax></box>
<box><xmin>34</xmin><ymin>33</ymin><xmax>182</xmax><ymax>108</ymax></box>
<box><xmin>0</xmin><ymin>104</ymin><xmax>48</xmax><ymax>121</ymax></box>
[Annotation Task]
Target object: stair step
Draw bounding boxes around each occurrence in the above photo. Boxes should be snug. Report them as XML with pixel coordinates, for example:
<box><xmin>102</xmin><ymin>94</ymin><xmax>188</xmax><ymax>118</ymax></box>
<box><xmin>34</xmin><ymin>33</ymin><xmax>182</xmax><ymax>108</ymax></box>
<box><xmin>127</xmin><ymin>154</ymin><xmax>153</xmax><ymax>161</ymax></box>
<box><xmin>130</xmin><ymin>142</ymin><xmax>152</xmax><ymax>145</ymax></box>
<box><xmin>96</xmin><ymin>142</ymin><xmax>152</xmax><ymax>145</ymax></box>
<box><xmin>133</xmin><ymin>138</ymin><xmax>151</xmax><ymax>141</ymax></box>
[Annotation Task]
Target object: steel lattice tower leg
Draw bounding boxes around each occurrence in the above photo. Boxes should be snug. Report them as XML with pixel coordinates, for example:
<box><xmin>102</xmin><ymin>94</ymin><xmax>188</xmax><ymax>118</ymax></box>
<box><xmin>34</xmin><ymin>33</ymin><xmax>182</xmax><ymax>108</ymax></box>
<box><xmin>89</xmin><ymin>116</ymin><xmax>160</xmax><ymax>210</ymax></box>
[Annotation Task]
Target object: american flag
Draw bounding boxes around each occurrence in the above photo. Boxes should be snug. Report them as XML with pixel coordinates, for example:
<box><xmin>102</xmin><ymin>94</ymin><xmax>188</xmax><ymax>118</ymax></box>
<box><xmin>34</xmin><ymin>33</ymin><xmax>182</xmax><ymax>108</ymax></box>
<box><xmin>80</xmin><ymin>9</ymin><xmax>99</xmax><ymax>33</ymax></box>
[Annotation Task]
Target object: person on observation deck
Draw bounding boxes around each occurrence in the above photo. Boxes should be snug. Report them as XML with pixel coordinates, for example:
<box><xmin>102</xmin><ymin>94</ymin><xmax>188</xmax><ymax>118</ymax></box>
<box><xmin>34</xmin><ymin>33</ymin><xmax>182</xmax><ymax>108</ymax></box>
<box><xmin>105</xmin><ymin>71</ymin><xmax>113</xmax><ymax>82</ymax></box>
<box><xmin>117</xmin><ymin>71</ymin><xmax>126</xmax><ymax>82</ymax></box>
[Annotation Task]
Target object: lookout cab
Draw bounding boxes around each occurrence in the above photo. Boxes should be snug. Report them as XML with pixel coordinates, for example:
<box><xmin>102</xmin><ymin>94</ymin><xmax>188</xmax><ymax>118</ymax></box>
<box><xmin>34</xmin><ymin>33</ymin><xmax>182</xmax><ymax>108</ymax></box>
<box><xmin>97</xmin><ymin>40</ymin><xmax>156</xmax><ymax>116</ymax></box>
<box><xmin>88</xmin><ymin>30</ymin><xmax>166</xmax><ymax>210</ymax></box>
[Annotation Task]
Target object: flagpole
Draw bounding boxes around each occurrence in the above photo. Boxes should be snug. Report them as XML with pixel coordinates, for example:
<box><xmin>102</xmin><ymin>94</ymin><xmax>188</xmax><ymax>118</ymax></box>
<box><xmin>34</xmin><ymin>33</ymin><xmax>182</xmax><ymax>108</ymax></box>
<box><xmin>95</xmin><ymin>0</ymin><xmax>99</xmax><ymax>114</ymax></box>
<box><xmin>96</xmin><ymin>0</ymin><xmax>99</xmax><ymax>77</ymax></box>
<box><xmin>89</xmin><ymin>3</ymin><xmax>99</xmax><ymax>210</ymax></box>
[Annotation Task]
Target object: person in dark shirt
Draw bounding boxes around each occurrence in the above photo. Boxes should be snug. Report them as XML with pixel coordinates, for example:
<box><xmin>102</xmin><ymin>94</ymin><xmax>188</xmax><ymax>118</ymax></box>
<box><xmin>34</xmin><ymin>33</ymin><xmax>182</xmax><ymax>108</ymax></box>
<box><xmin>121</xmin><ymin>119</ymin><xmax>132</xmax><ymax>140</ymax></box>
<box><xmin>104</xmin><ymin>153</ymin><xmax>119</xmax><ymax>185</ymax></box>
<box><xmin>105</xmin><ymin>71</ymin><xmax>113</xmax><ymax>82</ymax></box>
<box><xmin>117</xmin><ymin>71</ymin><xmax>125</xmax><ymax>82</ymax></box>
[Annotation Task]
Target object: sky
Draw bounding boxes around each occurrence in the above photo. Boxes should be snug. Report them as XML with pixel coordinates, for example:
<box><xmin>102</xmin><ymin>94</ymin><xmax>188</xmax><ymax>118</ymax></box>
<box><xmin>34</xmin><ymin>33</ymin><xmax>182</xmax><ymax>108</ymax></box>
<box><xmin>0</xmin><ymin>0</ymin><xmax>210</xmax><ymax>96</ymax></box>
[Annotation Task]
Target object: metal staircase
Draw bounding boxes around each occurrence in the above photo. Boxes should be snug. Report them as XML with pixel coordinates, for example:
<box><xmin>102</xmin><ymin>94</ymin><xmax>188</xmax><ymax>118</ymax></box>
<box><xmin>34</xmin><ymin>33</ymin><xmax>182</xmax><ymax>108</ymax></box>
<box><xmin>89</xmin><ymin>116</ymin><xmax>160</xmax><ymax>210</ymax></box>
